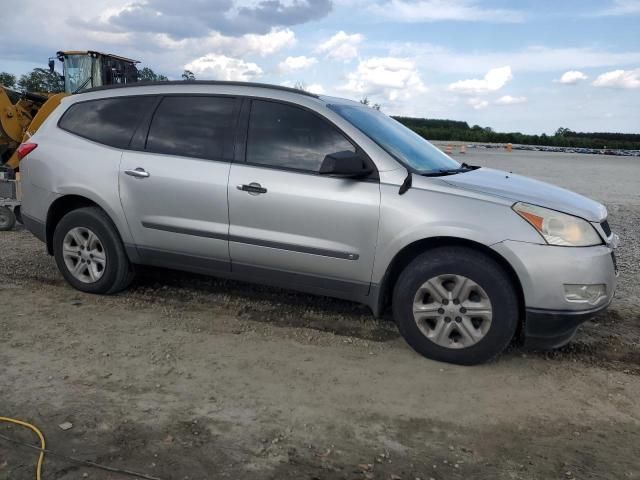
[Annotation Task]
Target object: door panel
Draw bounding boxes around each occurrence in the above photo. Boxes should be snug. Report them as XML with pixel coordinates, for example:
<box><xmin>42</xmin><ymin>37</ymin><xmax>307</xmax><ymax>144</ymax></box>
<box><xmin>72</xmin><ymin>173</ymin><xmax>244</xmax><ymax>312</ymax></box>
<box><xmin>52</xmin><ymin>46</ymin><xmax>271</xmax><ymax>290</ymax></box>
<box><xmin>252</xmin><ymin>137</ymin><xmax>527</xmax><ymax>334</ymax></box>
<box><xmin>228</xmin><ymin>164</ymin><xmax>380</xmax><ymax>288</ymax></box>
<box><xmin>118</xmin><ymin>95</ymin><xmax>237</xmax><ymax>268</ymax></box>
<box><xmin>119</xmin><ymin>151</ymin><xmax>231</xmax><ymax>267</ymax></box>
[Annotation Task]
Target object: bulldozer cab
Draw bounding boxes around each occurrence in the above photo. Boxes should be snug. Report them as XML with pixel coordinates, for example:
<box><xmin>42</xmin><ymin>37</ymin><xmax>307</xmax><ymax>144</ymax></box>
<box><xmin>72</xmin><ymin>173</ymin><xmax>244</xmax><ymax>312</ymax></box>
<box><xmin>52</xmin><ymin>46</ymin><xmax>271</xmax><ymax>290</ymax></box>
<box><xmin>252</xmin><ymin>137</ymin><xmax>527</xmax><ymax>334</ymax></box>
<box><xmin>55</xmin><ymin>51</ymin><xmax>139</xmax><ymax>93</ymax></box>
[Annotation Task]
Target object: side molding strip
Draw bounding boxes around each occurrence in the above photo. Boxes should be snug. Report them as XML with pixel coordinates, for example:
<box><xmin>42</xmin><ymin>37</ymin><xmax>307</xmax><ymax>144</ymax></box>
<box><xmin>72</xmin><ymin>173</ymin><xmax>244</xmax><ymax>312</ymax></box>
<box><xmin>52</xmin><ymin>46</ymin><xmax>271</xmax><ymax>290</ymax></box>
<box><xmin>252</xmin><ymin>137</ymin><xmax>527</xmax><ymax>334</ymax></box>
<box><xmin>229</xmin><ymin>234</ymin><xmax>359</xmax><ymax>261</ymax></box>
<box><xmin>141</xmin><ymin>221</ymin><xmax>228</xmax><ymax>241</ymax></box>
<box><xmin>141</xmin><ymin>221</ymin><xmax>359</xmax><ymax>260</ymax></box>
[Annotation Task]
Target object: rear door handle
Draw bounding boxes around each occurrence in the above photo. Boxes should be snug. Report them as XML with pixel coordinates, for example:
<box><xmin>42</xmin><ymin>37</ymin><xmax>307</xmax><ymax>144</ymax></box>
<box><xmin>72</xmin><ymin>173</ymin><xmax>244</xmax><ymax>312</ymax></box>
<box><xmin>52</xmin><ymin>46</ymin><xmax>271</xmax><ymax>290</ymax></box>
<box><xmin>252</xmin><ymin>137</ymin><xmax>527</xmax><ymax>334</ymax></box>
<box><xmin>237</xmin><ymin>183</ymin><xmax>267</xmax><ymax>195</ymax></box>
<box><xmin>125</xmin><ymin>168</ymin><xmax>150</xmax><ymax>179</ymax></box>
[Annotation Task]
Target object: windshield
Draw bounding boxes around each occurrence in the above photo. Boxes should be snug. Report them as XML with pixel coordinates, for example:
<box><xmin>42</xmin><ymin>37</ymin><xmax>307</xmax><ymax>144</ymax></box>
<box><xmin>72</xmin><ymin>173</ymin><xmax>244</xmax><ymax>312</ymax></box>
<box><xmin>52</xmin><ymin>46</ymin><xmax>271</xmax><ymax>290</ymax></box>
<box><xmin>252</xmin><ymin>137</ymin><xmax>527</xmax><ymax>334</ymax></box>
<box><xmin>63</xmin><ymin>55</ymin><xmax>99</xmax><ymax>93</ymax></box>
<box><xmin>328</xmin><ymin>104</ymin><xmax>460</xmax><ymax>174</ymax></box>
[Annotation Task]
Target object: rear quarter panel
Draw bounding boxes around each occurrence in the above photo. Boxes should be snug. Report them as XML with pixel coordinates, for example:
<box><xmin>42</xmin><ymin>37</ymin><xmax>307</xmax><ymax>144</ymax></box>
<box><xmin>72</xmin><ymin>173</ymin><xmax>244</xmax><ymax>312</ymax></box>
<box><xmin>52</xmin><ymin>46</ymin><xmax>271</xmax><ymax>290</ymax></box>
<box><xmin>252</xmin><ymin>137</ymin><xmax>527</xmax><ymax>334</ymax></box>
<box><xmin>21</xmin><ymin>99</ymin><xmax>133</xmax><ymax>244</ymax></box>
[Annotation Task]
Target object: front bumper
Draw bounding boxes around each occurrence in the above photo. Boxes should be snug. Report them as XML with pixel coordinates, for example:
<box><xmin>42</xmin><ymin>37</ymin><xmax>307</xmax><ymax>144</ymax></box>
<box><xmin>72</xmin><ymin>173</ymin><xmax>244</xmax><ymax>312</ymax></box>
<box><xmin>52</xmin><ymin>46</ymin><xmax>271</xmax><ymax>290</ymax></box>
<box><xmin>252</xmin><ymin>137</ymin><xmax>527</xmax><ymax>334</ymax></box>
<box><xmin>492</xmin><ymin>240</ymin><xmax>617</xmax><ymax>345</ymax></box>
<box><xmin>524</xmin><ymin>300</ymin><xmax>611</xmax><ymax>348</ymax></box>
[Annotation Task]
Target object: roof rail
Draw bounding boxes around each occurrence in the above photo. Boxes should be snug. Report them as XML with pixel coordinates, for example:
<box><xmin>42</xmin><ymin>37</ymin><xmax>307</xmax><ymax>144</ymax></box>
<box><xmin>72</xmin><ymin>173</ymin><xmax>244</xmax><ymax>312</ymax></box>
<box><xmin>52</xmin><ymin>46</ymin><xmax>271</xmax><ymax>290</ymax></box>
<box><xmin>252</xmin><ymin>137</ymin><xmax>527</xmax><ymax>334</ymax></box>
<box><xmin>78</xmin><ymin>80</ymin><xmax>320</xmax><ymax>98</ymax></box>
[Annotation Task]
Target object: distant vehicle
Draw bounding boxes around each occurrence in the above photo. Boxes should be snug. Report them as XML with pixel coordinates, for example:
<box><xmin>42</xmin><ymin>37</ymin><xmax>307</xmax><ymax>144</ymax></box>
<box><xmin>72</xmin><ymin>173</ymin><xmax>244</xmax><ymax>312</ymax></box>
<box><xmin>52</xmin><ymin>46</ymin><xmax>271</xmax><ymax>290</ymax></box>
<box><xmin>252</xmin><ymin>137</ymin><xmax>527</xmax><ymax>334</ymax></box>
<box><xmin>17</xmin><ymin>81</ymin><xmax>619</xmax><ymax>365</ymax></box>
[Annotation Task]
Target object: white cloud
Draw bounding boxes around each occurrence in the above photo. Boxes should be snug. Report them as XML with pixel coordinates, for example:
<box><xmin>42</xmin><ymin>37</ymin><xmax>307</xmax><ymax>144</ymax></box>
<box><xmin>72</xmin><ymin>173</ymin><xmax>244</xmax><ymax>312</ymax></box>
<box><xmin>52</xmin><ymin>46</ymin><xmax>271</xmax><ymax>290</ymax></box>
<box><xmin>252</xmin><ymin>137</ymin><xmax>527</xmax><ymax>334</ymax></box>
<box><xmin>339</xmin><ymin>57</ymin><xmax>426</xmax><ymax>101</ymax></box>
<box><xmin>156</xmin><ymin>28</ymin><xmax>295</xmax><ymax>58</ymax></box>
<box><xmin>306</xmin><ymin>83</ymin><xmax>326</xmax><ymax>95</ymax></box>
<box><xmin>185</xmin><ymin>54</ymin><xmax>263</xmax><ymax>81</ymax></box>
<box><xmin>370</xmin><ymin>0</ymin><xmax>525</xmax><ymax>23</ymax></box>
<box><xmin>316</xmin><ymin>31</ymin><xmax>363</xmax><ymax>61</ymax></box>
<box><xmin>592</xmin><ymin>69</ymin><xmax>640</xmax><ymax>89</ymax></box>
<box><xmin>388</xmin><ymin>43</ymin><xmax>640</xmax><ymax>75</ymax></box>
<box><xmin>495</xmin><ymin>95</ymin><xmax>527</xmax><ymax>105</ymax></box>
<box><xmin>593</xmin><ymin>0</ymin><xmax>640</xmax><ymax>16</ymax></box>
<box><xmin>468</xmin><ymin>98</ymin><xmax>489</xmax><ymax>110</ymax></box>
<box><xmin>235</xmin><ymin>29</ymin><xmax>297</xmax><ymax>56</ymax></box>
<box><xmin>448</xmin><ymin>66</ymin><xmax>513</xmax><ymax>95</ymax></box>
<box><xmin>557</xmin><ymin>70</ymin><xmax>588</xmax><ymax>84</ymax></box>
<box><xmin>278</xmin><ymin>55</ymin><xmax>317</xmax><ymax>72</ymax></box>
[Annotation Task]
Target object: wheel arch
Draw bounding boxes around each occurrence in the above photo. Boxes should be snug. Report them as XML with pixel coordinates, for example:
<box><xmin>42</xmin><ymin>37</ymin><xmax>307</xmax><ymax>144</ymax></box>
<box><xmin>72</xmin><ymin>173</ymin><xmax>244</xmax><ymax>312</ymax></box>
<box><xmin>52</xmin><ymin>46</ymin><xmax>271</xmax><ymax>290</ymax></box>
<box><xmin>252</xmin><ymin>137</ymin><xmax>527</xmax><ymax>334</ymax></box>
<box><xmin>45</xmin><ymin>194</ymin><xmax>134</xmax><ymax>261</ymax></box>
<box><xmin>373</xmin><ymin>237</ymin><xmax>525</xmax><ymax>336</ymax></box>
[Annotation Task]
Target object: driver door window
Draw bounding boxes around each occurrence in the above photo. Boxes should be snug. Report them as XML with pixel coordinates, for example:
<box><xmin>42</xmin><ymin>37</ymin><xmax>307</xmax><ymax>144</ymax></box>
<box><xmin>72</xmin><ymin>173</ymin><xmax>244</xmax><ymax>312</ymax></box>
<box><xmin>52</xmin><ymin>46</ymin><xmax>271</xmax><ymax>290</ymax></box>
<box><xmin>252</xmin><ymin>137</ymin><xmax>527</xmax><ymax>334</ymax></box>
<box><xmin>246</xmin><ymin>100</ymin><xmax>355</xmax><ymax>172</ymax></box>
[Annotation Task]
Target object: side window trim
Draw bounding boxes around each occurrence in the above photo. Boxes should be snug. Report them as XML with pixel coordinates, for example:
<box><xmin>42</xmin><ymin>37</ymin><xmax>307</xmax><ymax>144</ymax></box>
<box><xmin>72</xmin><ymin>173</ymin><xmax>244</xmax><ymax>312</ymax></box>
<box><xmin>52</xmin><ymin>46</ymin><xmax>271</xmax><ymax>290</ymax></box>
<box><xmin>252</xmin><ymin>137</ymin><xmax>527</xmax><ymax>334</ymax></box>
<box><xmin>232</xmin><ymin>97</ymin><xmax>251</xmax><ymax>164</ymax></box>
<box><xmin>130</xmin><ymin>96</ymin><xmax>162</xmax><ymax>150</ymax></box>
<box><xmin>141</xmin><ymin>94</ymin><xmax>242</xmax><ymax>162</ymax></box>
<box><xmin>241</xmin><ymin>97</ymin><xmax>378</xmax><ymax>180</ymax></box>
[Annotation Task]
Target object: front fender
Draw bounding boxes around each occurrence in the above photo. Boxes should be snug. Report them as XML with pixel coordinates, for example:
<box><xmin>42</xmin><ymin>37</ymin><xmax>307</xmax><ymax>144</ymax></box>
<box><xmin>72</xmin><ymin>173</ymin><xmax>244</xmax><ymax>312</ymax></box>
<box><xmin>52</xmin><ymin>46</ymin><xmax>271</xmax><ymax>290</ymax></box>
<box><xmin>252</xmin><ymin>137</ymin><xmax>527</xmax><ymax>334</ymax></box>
<box><xmin>371</xmin><ymin>183</ymin><xmax>543</xmax><ymax>283</ymax></box>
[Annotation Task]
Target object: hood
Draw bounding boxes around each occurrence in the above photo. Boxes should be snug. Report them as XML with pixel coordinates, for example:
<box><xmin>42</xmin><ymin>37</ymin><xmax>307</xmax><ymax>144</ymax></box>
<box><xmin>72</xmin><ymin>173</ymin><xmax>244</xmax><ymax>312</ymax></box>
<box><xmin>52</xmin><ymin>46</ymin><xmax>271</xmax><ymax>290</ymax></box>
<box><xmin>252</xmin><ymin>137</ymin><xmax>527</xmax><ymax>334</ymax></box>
<box><xmin>442</xmin><ymin>168</ymin><xmax>607</xmax><ymax>222</ymax></box>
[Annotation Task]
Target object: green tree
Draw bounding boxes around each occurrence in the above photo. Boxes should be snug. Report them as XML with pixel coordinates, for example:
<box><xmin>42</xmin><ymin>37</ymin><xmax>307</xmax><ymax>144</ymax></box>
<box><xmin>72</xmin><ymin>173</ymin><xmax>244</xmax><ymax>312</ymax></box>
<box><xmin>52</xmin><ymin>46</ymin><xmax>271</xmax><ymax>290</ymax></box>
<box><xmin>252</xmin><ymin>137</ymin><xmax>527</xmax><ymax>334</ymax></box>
<box><xmin>181</xmin><ymin>70</ymin><xmax>196</xmax><ymax>81</ymax></box>
<box><xmin>17</xmin><ymin>68</ymin><xmax>63</xmax><ymax>93</ymax></box>
<box><xmin>555</xmin><ymin>127</ymin><xmax>575</xmax><ymax>137</ymax></box>
<box><xmin>0</xmin><ymin>72</ymin><xmax>16</xmax><ymax>88</ymax></box>
<box><xmin>138</xmin><ymin>67</ymin><xmax>169</xmax><ymax>82</ymax></box>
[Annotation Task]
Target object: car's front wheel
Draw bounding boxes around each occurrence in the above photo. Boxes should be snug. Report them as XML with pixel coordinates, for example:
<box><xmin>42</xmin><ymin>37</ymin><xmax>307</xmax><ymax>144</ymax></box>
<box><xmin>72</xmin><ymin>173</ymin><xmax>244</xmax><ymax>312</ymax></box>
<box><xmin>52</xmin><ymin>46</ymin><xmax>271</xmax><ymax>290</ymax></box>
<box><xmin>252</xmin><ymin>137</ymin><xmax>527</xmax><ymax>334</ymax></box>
<box><xmin>53</xmin><ymin>207</ymin><xmax>134</xmax><ymax>294</ymax></box>
<box><xmin>393</xmin><ymin>246</ymin><xmax>519</xmax><ymax>365</ymax></box>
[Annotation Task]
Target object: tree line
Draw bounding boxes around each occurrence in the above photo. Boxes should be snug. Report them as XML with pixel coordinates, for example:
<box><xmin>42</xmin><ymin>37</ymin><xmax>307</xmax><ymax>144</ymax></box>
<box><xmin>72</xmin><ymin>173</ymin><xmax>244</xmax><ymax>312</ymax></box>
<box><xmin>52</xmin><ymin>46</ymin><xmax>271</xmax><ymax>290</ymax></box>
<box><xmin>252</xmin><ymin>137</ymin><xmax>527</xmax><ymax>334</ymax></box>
<box><xmin>393</xmin><ymin>117</ymin><xmax>640</xmax><ymax>151</ymax></box>
<box><xmin>2</xmin><ymin>68</ymin><xmax>638</xmax><ymax>150</ymax></box>
<box><xmin>0</xmin><ymin>67</ymin><xmax>194</xmax><ymax>93</ymax></box>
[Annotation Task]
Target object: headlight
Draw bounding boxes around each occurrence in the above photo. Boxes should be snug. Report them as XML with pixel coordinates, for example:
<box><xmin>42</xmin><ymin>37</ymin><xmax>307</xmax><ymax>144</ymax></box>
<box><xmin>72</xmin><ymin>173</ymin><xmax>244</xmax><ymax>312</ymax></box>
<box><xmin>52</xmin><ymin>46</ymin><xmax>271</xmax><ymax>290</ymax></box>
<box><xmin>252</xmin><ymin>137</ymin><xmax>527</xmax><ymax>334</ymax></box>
<box><xmin>513</xmin><ymin>202</ymin><xmax>601</xmax><ymax>246</ymax></box>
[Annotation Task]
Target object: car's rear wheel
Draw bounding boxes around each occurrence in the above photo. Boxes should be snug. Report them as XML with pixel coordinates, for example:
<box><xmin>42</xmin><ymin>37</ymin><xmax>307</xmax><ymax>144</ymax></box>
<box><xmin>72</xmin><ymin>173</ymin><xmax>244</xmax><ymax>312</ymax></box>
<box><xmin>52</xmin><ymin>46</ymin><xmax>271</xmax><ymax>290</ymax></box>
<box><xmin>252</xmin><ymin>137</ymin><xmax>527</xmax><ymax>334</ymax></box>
<box><xmin>392</xmin><ymin>246</ymin><xmax>519</xmax><ymax>365</ymax></box>
<box><xmin>53</xmin><ymin>207</ymin><xmax>134</xmax><ymax>294</ymax></box>
<box><xmin>0</xmin><ymin>206</ymin><xmax>16</xmax><ymax>231</ymax></box>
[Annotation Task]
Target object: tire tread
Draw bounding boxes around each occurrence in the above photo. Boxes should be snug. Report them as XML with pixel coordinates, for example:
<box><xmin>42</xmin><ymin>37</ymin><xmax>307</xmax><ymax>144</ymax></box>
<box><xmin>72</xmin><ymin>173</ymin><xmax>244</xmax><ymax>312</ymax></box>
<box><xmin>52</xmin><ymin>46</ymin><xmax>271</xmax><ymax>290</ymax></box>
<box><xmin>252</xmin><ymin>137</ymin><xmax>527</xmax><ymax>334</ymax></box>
<box><xmin>392</xmin><ymin>246</ymin><xmax>519</xmax><ymax>365</ymax></box>
<box><xmin>53</xmin><ymin>207</ymin><xmax>133</xmax><ymax>294</ymax></box>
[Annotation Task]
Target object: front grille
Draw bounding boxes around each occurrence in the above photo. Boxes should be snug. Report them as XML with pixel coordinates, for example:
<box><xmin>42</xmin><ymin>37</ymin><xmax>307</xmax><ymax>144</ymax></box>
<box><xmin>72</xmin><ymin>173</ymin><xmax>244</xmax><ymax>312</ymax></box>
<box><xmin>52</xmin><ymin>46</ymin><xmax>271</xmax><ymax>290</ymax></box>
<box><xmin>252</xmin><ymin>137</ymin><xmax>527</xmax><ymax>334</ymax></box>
<box><xmin>601</xmin><ymin>220</ymin><xmax>612</xmax><ymax>237</ymax></box>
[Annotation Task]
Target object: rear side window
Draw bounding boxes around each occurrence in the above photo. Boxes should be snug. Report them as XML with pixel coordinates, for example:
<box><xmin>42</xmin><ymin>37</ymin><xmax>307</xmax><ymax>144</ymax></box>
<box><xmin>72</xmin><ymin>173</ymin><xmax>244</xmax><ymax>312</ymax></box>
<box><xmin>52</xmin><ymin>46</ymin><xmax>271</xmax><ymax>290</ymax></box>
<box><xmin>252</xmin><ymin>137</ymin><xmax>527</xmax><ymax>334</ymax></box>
<box><xmin>59</xmin><ymin>96</ymin><xmax>155</xmax><ymax>148</ymax></box>
<box><xmin>146</xmin><ymin>96</ymin><xmax>236</xmax><ymax>160</ymax></box>
<box><xmin>246</xmin><ymin>100</ymin><xmax>355</xmax><ymax>172</ymax></box>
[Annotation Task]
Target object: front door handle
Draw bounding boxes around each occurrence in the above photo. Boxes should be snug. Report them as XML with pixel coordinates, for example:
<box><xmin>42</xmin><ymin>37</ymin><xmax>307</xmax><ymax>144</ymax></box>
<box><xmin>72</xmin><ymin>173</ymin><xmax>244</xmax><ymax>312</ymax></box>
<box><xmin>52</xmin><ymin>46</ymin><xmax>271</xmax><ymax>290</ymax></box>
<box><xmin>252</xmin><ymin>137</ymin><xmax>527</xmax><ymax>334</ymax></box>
<box><xmin>237</xmin><ymin>182</ymin><xmax>267</xmax><ymax>195</ymax></box>
<box><xmin>125</xmin><ymin>168</ymin><xmax>150</xmax><ymax>179</ymax></box>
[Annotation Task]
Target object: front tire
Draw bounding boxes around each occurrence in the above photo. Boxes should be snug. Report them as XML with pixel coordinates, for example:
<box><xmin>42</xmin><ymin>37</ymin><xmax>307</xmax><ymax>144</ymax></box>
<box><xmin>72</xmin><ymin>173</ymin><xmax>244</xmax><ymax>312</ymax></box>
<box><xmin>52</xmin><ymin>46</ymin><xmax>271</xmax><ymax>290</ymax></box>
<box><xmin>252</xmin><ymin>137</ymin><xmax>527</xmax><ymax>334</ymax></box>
<box><xmin>53</xmin><ymin>207</ymin><xmax>134</xmax><ymax>294</ymax></box>
<box><xmin>393</xmin><ymin>247</ymin><xmax>519</xmax><ymax>365</ymax></box>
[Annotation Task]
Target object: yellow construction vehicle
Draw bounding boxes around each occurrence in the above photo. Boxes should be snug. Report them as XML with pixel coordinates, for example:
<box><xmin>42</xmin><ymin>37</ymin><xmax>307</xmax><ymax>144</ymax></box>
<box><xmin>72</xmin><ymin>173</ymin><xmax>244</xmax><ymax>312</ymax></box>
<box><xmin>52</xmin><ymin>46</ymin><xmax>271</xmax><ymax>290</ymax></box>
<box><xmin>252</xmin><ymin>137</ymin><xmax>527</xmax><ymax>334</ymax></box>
<box><xmin>0</xmin><ymin>51</ymin><xmax>139</xmax><ymax>229</ymax></box>
<box><xmin>1</xmin><ymin>50</ymin><xmax>139</xmax><ymax>170</ymax></box>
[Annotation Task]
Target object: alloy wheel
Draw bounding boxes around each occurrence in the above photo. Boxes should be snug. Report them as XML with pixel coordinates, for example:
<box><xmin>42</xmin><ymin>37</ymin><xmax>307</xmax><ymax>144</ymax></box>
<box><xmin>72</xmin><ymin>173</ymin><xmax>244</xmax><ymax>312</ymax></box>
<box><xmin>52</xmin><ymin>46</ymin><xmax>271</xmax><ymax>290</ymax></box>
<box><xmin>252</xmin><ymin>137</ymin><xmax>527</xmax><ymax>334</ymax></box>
<box><xmin>412</xmin><ymin>274</ymin><xmax>493</xmax><ymax>349</ymax></box>
<box><xmin>62</xmin><ymin>227</ymin><xmax>107</xmax><ymax>283</ymax></box>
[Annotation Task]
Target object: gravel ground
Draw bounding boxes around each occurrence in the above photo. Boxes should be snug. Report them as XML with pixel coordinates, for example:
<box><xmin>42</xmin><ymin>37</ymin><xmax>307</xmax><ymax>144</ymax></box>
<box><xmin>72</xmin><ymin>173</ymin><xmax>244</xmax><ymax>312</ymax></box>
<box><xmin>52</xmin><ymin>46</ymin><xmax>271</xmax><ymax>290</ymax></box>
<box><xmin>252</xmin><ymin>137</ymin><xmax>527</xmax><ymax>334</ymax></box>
<box><xmin>1</xmin><ymin>149</ymin><xmax>639</xmax><ymax>480</ymax></box>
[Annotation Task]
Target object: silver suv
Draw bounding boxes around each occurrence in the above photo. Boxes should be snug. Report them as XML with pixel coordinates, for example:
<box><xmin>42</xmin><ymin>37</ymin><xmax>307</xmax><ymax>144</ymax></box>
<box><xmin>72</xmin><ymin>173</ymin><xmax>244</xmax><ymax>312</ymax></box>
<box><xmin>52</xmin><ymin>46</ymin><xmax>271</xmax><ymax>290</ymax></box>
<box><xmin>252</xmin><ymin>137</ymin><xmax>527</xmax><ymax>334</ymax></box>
<box><xmin>18</xmin><ymin>81</ymin><xmax>618</xmax><ymax>365</ymax></box>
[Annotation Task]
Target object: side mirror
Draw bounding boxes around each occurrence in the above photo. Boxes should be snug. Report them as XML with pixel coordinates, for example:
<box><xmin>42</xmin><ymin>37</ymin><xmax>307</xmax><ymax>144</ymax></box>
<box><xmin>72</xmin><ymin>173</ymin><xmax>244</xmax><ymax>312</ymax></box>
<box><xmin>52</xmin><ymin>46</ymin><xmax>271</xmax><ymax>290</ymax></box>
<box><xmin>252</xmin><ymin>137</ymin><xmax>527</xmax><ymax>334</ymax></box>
<box><xmin>319</xmin><ymin>151</ymin><xmax>373</xmax><ymax>179</ymax></box>
<box><xmin>48</xmin><ymin>58</ymin><xmax>55</xmax><ymax>73</ymax></box>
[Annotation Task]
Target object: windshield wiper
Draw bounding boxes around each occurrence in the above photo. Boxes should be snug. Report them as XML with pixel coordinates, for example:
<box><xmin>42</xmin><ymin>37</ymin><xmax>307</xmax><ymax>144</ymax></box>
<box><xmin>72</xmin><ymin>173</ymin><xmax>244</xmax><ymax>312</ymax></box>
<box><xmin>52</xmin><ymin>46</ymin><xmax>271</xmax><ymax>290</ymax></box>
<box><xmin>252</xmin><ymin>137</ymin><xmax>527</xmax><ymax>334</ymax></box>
<box><xmin>419</xmin><ymin>163</ymin><xmax>478</xmax><ymax>177</ymax></box>
<box><xmin>72</xmin><ymin>77</ymin><xmax>92</xmax><ymax>94</ymax></box>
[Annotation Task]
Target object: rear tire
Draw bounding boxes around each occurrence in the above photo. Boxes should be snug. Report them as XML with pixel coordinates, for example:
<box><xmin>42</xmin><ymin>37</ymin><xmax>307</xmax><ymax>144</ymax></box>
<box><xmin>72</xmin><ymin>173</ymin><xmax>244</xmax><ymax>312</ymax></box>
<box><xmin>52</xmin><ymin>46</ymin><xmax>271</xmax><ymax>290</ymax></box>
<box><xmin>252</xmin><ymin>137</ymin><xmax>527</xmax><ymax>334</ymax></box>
<box><xmin>392</xmin><ymin>246</ymin><xmax>519</xmax><ymax>365</ymax></box>
<box><xmin>0</xmin><ymin>206</ymin><xmax>16</xmax><ymax>231</ymax></box>
<box><xmin>53</xmin><ymin>207</ymin><xmax>134</xmax><ymax>294</ymax></box>
<box><xmin>13</xmin><ymin>205</ymin><xmax>23</xmax><ymax>224</ymax></box>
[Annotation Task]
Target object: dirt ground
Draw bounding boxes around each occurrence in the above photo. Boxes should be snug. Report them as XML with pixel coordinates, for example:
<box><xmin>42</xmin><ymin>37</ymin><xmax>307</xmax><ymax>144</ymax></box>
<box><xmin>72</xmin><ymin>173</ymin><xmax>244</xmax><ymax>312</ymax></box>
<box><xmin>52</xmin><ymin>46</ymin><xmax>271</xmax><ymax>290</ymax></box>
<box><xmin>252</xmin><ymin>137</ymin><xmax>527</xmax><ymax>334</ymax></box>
<box><xmin>1</xmin><ymin>149</ymin><xmax>639</xmax><ymax>480</ymax></box>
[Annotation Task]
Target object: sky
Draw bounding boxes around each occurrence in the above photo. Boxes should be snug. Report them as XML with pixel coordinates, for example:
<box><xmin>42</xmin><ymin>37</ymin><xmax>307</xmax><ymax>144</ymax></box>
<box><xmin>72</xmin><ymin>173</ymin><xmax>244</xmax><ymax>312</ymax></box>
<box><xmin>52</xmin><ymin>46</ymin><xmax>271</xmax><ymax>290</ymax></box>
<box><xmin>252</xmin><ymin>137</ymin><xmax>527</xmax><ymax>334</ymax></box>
<box><xmin>1</xmin><ymin>0</ymin><xmax>639</xmax><ymax>134</ymax></box>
